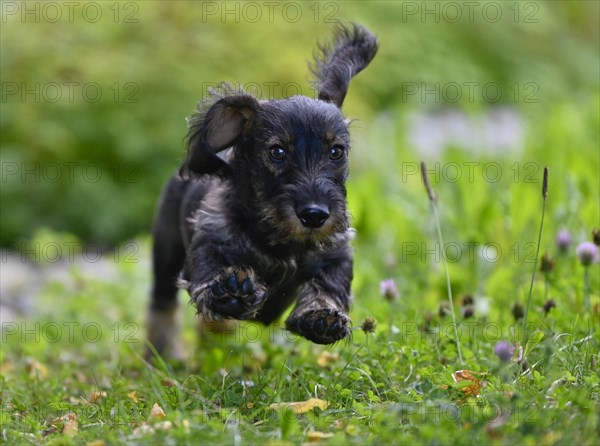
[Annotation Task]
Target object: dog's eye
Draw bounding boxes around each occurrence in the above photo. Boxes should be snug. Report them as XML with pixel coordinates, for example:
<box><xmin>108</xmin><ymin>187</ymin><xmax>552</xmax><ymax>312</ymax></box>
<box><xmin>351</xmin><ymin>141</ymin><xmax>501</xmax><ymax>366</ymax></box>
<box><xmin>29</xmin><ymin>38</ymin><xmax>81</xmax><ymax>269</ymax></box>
<box><xmin>329</xmin><ymin>145</ymin><xmax>345</xmax><ymax>160</ymax></box>
<box><xmin>269</xmin><ymin>146</ymin><xmax>286</xmax><ymax>162</ymax></box>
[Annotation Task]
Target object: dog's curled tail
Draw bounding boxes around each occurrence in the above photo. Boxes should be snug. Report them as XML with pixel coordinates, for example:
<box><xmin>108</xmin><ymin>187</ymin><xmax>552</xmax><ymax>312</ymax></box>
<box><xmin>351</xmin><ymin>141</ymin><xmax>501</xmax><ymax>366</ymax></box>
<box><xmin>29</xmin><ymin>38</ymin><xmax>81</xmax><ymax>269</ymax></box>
<box><xmin>311</xmin><ymin>23</ymin><xmax>378</xmax><ymax>108</ymax></box>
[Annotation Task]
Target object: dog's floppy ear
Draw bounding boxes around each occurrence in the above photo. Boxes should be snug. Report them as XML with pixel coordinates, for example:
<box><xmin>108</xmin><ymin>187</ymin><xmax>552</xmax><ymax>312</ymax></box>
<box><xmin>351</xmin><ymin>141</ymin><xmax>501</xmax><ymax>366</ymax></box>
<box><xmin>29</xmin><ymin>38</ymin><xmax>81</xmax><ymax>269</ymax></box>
<box><xmin>311</xmin><ymin>23</ymin><xmax>378</xmax><ymax>108</ymax></box>
<box><xmin>181</xmin><ymin>91</ymin><xmax>259</xmax><ymax>178</ymax></box>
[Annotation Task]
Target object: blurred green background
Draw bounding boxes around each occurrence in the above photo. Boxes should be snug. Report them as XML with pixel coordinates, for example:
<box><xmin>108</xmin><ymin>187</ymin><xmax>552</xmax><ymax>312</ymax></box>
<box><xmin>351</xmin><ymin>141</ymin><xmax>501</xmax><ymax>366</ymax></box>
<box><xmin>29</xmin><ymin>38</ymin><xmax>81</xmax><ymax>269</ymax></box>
<box><xmin>1</xmin><ymin>0</ymin><xmax>598</xmax><ymax>262</ymax></box>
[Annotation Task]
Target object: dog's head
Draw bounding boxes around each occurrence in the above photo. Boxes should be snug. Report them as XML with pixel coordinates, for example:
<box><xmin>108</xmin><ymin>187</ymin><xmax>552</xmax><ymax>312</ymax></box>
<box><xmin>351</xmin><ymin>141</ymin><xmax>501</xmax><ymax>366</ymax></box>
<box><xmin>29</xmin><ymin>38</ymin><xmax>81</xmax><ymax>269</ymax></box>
<box><xmin>181</xmin><ymin>24</ymin><xmax>377</xmax><ymax>246</ymax></box>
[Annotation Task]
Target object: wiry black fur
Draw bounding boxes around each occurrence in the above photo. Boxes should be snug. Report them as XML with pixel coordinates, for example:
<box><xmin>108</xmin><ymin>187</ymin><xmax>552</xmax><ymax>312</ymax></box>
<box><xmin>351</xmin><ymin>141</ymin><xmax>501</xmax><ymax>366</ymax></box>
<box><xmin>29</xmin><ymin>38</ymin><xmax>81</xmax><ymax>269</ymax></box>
<box><xmin>147</xmin><ymin>23</ymin><xmax>378</xmax><ymax>359</ymax></box>
<box><xmin>311</xmin><ymin>23</ymin><xmax>378</xmax><ymax>107</ymax></box>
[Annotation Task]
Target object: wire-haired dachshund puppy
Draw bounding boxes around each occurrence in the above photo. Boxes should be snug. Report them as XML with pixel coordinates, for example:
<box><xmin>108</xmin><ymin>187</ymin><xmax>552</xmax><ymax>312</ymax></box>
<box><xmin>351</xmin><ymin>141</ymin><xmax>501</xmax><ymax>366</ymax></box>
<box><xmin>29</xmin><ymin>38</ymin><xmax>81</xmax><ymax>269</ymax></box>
<box><xmin>147</xmin><ymin>23</ymin><xmax>378</xmax><ymax>359</ymax></box>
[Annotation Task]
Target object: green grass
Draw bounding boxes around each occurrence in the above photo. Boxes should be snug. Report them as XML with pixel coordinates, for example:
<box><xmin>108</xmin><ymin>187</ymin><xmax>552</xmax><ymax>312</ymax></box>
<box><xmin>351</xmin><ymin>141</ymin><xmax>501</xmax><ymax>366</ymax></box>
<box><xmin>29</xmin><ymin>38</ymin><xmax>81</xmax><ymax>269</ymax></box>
<box><xmin>2</xmin><ymin>134</ymin><xmax>599</xmax><ymax>445</ymax></box>
<box><xmin>1</xmin><ymin>259</ymin><xmax>598</xmax><ymax>445</ymax></box>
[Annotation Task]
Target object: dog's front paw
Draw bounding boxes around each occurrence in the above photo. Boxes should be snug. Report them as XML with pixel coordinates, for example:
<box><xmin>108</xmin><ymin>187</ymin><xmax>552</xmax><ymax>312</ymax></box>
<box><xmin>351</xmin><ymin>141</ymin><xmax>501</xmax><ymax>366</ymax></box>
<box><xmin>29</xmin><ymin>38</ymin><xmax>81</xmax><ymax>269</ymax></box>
<box><xmin>189</xmin><ymin>267</ymin><xmax>267</xmax><ymax>320</ymax></box>
<box><xmin>285</xmin><ymin>308</ymin><xmax>351</xmax><ymax>344</ymax></box>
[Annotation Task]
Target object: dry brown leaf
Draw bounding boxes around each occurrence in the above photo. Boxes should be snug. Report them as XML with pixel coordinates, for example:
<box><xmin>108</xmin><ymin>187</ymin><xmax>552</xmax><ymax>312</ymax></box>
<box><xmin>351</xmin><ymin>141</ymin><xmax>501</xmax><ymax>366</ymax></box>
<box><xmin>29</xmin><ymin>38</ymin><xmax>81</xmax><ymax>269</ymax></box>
<box><xmin>25</xmin><ymin>359</ymin><xmax>48</xmax><ymax>380</ymax></box>
<box><xmin>69</xmin><ymin>396</ymin><xmax>83</xmax><ymax>404</ymax></box>
<box><xmin>443</xmin><ymin>370</ymin><xmax>486</xmax><ymax>404</ymax></box>
<box><xmin>127</xmin><ymin>391</ymin><xmax>139</xmax><ymax>403</ymax></box>
<box><xmin>452</xmin><ymin>370</ymin><xmax>485</xmax><ymax>397</ymax></box>
<box><xmin>307</xmin><ymin>431</ymin><xmax>334</xmax><ymax>441</ymax></box>
<box><xmin>89</xmin><ymin>391</ymin><xmax>107</xmax><ymax>403</ymax></box>
<box><xmin>0</xmin><ymin>361</ymin><xmax>14</xmax><ymax>375</ymax></box>
<box><xmin>332</xmin><ymin>419</ymin><xmax>345</xmax><ymax>429</ymax></box>
<box><xmin>132</xmin><ymin>423</ymin><xmax>154</xmax><ymax>437</ymax></box>
<box><xmin>156</xmin><ymin>421</ymin><xmax>173</xmax><ymax>431</ymax></box>
<box><xmin>161</xmin><ymin>379</ymin><xmax>177</xmax><ymax>388</ymax></box>
<box><xmin>269</xmin><ymin>398</ymin><xmax>328</xmax><ymax>414</ymax></box>
<box><xmin>75</xmin><ymin>371</ymin><xmax>87</xmax><ymax>383</ymax></box>
<box><xmin>485</xmin><ymin>406</ymin><xmax>510</xmax><ymax>439</ymax></box>
<box><xmin>42</xmin><ymin>425</ymin><xmax>59</xmax><ymax>437</ymax></box>
<box><xmin>316</xmin><ymin>351</ymin><xmax>339</xmax><ymax>367</ymax></box>
<box><xmin>148</xmin><ymin>402</ymin><xmax>166</xmax><ymax>422</ymax></box>
<box><xmin>62</xmin><ymin>412</ymin><xmax>78</xmax><ymax>437</ymax></box>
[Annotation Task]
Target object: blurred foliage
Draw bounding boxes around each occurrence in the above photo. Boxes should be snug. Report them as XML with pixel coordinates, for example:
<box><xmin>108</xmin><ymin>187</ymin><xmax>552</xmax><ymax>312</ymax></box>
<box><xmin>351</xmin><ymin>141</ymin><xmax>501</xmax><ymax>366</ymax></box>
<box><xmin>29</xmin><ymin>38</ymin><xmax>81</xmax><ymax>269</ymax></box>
<box><xmin>1</xmin><ymin>1</ymin><xmax>598</xmax><ymax>247</ymax></box>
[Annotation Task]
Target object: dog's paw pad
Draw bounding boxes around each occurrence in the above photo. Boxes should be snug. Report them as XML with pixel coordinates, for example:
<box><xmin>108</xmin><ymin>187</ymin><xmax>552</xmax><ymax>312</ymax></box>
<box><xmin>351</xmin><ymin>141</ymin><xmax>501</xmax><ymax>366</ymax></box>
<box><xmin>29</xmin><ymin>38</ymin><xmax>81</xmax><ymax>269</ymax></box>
<box><xmin>205</xmin><ymin>267</ymin><xmax>266</xmax><ymax>319</ymax></box>
<box><xmin>210</xmin><ymin>281</ymin><xmax>226</xmax><ymax>297</ymax></box>
<box><xmin>286</xmin><ymin>308</ymin><xmax>351</xmax><ymax>344</ymax></box>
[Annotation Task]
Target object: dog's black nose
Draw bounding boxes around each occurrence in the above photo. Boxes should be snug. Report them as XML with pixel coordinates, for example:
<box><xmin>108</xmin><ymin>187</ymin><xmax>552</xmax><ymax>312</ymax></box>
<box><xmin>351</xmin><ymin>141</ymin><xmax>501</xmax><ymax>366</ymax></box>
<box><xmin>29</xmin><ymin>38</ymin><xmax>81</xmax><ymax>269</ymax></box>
<box><xmin>296</xmin><ymin>205</ymin><xmax>329</xmax><ymax>228</ymax></box>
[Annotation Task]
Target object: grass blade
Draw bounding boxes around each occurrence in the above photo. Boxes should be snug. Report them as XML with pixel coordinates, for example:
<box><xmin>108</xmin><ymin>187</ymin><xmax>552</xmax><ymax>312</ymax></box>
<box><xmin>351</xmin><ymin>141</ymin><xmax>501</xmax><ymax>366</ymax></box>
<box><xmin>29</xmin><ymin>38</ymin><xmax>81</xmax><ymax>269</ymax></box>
<box><xmin>421</xmin><ymin>161</ymin><xmax>463</xmax><ymax>365</ymax></box>
<box><xmin>522</xmin><ymin>166</ymin><xmax>548</xmax><ymax>345</ymax></box>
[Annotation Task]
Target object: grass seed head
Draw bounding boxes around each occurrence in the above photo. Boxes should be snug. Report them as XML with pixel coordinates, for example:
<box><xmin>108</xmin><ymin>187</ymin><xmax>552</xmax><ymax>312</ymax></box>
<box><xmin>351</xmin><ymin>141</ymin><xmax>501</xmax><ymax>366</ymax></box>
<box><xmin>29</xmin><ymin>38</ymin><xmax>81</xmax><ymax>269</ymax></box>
<box><xmin>462</xmin><ymin>306</ymin><xmax>475</xmax><ymax>319</ymax></box>
<box><xmin>543</xmin><ymin>299</ymin><xmax>556</xmax><ymax>315</ymax></box>
<box><xmin>540</xmin><ymin>253</ymin><xmax>555</xmax><ymax>274</ymax></box>
<box><xmin>420</xmin><ymin>161</ymin><xmax>436</xmax><ymax>202</ymax></box>
<box><xmin>512</xmin><ymin>302</ymin><xmax>525</xmax><ymax>321</ymax></box>
<box><xmin>360</xmin><ymin>317</ymin><xmax>377</xmax><ymax>334</ymax></box>
<box><xmin>461</xmin><ymin>295</ymin><xmax>474</xmax><ymax>306</ymax></box>
<box><xmin>592</xmin><ymin>228</ymin><xmax>600</xmax><ymax>246</ymax></box>
<box><xmin>438</xmin><ymin>301</ymin><xmax>451</xmax><ymax>317</ymax></box>
<box><xmin>542</xmin><ymin>166</ymin><xmax>548</xmax><ymax>199</ymax></box>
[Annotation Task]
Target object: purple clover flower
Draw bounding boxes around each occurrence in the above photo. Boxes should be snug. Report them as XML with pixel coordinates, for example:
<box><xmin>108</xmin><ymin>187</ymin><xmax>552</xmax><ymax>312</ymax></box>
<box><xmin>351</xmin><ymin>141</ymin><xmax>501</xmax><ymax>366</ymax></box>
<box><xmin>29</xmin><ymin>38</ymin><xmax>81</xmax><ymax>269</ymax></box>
<box><xmin>380</xmin><ymin>278</ymin><xmax>400</xmax><ymax>301</ymax></box>
<box><xmin>556</xmin><ymin>229</ymin><xmax>572</xmax><ymax>253</ymax></box>
<box><xmin>576</xmin><ymin>242</ymin><xmax>600</xmax><ymax>266</ymax></box>
<box><xmin>494</xmin><ymin>340</ymin><xmax>516</xmax><ymax>362</ymax></box>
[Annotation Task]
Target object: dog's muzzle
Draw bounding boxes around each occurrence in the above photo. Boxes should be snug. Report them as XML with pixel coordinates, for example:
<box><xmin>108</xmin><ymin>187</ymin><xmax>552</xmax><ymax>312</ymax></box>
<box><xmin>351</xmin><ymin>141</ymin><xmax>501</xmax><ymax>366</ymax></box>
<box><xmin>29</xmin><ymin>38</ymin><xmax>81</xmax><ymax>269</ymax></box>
<box><xmin>296</xmin><ymin>204</ymin><xmax>330</xmax><ymax>229</ymax></box>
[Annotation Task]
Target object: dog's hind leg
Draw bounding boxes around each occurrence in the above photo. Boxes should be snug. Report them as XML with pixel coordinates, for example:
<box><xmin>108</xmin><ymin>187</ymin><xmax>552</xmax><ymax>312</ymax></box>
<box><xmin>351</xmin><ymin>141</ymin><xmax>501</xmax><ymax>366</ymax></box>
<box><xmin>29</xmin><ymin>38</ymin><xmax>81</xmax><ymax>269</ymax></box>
<box><xmin>146</xmin><ymin>176</ymin><xmax>188</xmax><ymax>361</ymax></box>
